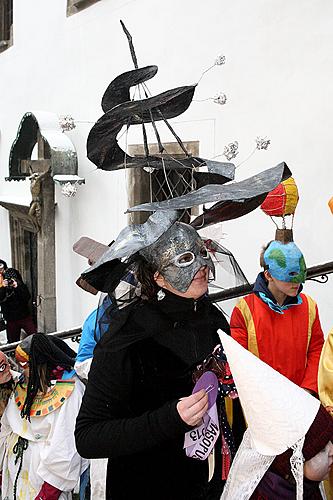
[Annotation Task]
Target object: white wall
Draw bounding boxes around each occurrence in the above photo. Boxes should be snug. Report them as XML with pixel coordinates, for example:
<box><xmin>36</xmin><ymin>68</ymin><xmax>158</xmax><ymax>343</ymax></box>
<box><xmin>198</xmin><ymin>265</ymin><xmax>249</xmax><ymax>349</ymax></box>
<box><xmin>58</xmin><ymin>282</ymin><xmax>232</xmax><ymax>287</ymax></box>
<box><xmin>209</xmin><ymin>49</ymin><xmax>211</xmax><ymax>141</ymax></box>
<box><xmin>1</xmin><ymin>0</ymin><xmax>333</xmax><ymax>332</ymax></box>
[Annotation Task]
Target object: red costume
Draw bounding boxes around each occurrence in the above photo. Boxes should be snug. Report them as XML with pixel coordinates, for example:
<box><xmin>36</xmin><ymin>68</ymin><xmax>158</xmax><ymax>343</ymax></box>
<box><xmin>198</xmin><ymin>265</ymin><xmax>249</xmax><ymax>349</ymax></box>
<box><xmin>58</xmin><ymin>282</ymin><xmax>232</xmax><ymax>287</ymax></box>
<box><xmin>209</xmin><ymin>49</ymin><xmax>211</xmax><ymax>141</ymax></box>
<box><xmin>230</xmin><ymin>291</ymin><xmax>324</xmax><ymax>393</ymax></box>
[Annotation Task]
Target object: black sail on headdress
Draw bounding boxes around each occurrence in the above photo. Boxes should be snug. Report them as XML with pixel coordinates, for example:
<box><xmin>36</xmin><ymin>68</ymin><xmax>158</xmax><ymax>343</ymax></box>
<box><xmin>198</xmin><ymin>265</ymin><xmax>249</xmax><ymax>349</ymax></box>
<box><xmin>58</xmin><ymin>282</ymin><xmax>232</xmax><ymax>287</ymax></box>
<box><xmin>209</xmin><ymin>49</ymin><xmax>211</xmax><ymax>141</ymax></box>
<box><xmin>78</xmin><ymin>22</ymin><xmax>293</xmax><ymax>300</ymax></box>
<box><xmin>86</xmin><ymin>21</ymin><xmax>235</xmax><ymax>188</ymax></box>
<box><xmin>73</xmin><ymin>22</ymin><xmax>298</xmax><ymax>361</ymax></box>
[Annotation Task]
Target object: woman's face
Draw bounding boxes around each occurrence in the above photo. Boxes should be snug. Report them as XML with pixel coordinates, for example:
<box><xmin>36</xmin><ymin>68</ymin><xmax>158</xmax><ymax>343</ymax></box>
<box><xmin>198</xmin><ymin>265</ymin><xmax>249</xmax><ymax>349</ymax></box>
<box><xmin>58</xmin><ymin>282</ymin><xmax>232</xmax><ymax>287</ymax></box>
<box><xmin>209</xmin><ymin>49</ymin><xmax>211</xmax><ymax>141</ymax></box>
<box><xmin>142</xmin><ymin>223</ymin><xmax>215</xmax><ymax>293</ymax></box>
<box><xmin>155</xmin><ymin>266</ymin><xmax>209</xmax><ymax>300</ymax></box>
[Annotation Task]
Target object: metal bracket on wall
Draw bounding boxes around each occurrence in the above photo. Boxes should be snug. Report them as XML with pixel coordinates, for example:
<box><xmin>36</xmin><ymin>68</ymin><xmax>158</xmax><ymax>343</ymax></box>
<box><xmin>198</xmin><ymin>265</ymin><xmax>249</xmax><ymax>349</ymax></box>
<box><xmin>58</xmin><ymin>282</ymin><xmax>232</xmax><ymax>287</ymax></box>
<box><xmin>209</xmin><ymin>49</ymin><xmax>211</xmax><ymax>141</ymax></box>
<box><xmin>308</xmin><ymin>275</ymin><xmax>329</xmax><ymax>284</ymax></box>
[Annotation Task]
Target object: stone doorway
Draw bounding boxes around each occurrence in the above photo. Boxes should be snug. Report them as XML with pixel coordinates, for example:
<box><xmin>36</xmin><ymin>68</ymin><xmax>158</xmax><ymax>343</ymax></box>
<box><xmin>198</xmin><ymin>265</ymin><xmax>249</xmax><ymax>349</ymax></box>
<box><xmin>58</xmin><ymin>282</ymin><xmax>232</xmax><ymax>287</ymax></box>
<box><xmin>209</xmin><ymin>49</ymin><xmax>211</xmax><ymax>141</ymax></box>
<box><xmin>2</xmin><ymin>121</ymin><xmax>57</xmax><ymax>333</ymax></box>
<box><xmin>0</xmin><ymin>198</ymin><xmax>55</xmax><ymax>333</ymax></box>
<box><xmin>3</xmin><ymin>111</ymin><xmax>82</xmax><ymax>334</ymax></box>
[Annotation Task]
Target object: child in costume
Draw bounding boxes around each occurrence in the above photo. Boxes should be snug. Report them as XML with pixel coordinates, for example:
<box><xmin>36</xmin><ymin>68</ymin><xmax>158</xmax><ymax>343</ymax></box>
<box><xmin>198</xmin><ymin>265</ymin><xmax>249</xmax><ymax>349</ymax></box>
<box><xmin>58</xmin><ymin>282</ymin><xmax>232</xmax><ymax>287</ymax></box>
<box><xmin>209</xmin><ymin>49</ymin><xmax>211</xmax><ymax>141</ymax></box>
<box><xmin>231</xmin><ymin>239</ymin><xmax>324</xmax><ymax>394</ymax></box>
<box><xmin>318</xmin><ymin>328</ymin><xmax>333</xmax><ymax>499</ymax></box>
<box><xmin>220</xmin><ymin>331</ymin><xmax>333</xmax><ymax>500</ymax></box>
<box><xmin>0</xmin><ymin>334</ymin><xmax>88</xmax><ymax>500</ymax></box>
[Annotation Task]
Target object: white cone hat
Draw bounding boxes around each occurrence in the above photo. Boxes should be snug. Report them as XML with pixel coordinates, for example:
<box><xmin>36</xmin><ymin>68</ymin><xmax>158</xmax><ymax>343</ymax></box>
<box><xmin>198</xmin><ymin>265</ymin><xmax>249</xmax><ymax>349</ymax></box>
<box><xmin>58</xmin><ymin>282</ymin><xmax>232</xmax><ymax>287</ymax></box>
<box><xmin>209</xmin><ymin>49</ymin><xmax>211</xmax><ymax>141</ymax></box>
<box><xmin>219</xmin><ymin>330</ymin><xmax>320</xmax><ymax>456</ymax></box>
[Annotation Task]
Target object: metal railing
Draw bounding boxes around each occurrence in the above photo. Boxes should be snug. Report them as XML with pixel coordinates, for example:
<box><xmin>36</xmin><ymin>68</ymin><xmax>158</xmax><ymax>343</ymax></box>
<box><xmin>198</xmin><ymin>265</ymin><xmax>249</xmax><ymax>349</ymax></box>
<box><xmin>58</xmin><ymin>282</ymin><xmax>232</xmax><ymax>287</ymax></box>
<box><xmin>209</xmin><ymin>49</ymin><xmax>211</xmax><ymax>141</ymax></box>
<box><xmin>2</xmin><ymin>326</ymin><xmax>82</xmax><ymax>357</ymax></box>
<box><xmin>2</xmin><ymin>260</ymin><xmax>333</xmax><ymax>356</ymax></box>
<box><xmin>209</xmin><ymin>260</ymin><xmax>333</xmax><ymax>302</ymax></box>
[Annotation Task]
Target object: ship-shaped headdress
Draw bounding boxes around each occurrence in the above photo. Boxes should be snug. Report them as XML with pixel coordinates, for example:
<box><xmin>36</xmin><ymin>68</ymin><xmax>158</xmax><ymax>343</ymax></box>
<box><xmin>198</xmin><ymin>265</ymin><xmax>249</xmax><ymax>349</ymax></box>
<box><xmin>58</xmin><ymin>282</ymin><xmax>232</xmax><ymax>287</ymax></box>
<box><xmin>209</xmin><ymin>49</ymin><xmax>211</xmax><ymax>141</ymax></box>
<box><xmin>75</xmin><ymin>21</ymin><xmax>292</xmax><ymax>298</ymax></box>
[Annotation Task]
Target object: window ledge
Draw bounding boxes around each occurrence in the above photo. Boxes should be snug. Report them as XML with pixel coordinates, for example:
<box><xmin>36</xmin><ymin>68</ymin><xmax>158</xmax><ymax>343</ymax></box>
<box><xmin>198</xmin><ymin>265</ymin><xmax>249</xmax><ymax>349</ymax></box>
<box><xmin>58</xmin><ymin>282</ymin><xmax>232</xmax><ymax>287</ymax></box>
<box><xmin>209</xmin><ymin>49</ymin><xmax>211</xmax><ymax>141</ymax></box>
<box><xmin>67</xmin><ymin>0</ymin><xmax>101</xmax><ymax>17</ymax></box>
<box><xmin>0</xmin><ymin>38</ymin><xmax>12</xmax><ymax>53</ymax></box>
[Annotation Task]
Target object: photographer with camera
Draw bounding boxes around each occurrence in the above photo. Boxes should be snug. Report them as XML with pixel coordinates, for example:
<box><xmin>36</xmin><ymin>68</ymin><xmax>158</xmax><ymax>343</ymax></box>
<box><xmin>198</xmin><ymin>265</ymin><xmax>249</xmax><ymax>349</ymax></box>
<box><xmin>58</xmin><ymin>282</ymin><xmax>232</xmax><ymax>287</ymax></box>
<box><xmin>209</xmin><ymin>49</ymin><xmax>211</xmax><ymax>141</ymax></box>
<box><xmin>0</xmin><ymin>260</ymin><xmax>36</xmax><ymax>343</ymax></box>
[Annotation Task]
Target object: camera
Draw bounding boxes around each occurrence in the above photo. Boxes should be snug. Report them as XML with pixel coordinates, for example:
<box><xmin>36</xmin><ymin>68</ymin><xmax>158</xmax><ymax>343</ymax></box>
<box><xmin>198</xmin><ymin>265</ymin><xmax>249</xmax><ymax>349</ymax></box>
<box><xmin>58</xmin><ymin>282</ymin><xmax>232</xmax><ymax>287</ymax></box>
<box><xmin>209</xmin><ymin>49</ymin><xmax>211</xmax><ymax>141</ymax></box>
<box><xmin>3</xmin><ymin>271</ymin><xmax>16</xmax><ymax>287</ymax></box>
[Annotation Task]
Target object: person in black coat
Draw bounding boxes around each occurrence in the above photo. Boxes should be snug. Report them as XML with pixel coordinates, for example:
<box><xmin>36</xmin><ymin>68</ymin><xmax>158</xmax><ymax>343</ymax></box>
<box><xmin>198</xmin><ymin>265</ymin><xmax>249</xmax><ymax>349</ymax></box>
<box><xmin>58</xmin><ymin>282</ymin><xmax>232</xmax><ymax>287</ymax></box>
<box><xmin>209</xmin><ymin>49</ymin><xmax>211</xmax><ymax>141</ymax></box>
<box><xmin>0</xmin><ymin>260</ymin><xmax>36</xmax><ymax>343</ymax></box>
<box><xmin>75</xmin><ymin>218</ymin><xmax>237</xmax><ymax>500</ymax></box>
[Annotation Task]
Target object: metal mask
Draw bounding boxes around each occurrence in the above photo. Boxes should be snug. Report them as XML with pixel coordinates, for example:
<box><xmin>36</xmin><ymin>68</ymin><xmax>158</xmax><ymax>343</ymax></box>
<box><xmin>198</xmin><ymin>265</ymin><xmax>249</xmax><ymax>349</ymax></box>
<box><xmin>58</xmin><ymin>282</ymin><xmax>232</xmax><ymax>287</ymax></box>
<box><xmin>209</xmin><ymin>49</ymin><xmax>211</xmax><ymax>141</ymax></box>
<box><xmin>140</xmin><ymin>222</ymin><xmax>215</xmax><ymax>292</ymax></box>
<box><xmin>264</xmin><ymin>241</ymin><xmax>307</xmax><ymax>284</ymax></box>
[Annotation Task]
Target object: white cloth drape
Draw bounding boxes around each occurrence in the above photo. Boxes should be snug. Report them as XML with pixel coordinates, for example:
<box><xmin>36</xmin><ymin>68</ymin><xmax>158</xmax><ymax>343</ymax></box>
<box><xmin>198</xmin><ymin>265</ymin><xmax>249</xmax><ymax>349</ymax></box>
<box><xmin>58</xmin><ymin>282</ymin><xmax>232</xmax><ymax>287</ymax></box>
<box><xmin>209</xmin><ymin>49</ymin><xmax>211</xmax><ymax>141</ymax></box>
<box><xmin>0</xmin><ymin>377</ymin><xmax>88</xmax><ymax>500</ymax></box>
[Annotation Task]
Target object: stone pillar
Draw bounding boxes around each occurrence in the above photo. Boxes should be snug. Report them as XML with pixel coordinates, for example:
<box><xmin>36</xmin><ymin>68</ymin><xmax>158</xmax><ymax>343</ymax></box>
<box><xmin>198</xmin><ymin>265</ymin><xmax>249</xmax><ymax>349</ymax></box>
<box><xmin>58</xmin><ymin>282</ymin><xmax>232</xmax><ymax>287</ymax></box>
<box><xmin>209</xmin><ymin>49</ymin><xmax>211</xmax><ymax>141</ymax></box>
<box><xmin>37</xmin><ymin>173</ymin><xmax>56</xmax><ymax>333</ymax></box>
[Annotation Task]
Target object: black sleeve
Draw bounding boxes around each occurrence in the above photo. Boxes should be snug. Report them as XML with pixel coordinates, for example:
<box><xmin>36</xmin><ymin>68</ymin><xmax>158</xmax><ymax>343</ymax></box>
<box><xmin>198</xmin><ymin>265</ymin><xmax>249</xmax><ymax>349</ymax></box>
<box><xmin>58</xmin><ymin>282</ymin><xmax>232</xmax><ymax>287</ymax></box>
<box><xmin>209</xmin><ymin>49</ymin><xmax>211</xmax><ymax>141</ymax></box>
<box><xmin>209</xmin><ymin>302</ymin><xmax>230</xmax><ymax>335</ymax></box>
<box><xmin>75</xmin><ymin>344</ymin><xmax>189</xmax><ymax>459</ymax></box>
<box><xmin>13</xmin><ymin>282</ymin><xmax>31</xmax><ymax>303</ymax></box>
<box><xmin>0</xmin><ymin>288</ymin><xmax>6</xmax><ymax>303</ymax></box>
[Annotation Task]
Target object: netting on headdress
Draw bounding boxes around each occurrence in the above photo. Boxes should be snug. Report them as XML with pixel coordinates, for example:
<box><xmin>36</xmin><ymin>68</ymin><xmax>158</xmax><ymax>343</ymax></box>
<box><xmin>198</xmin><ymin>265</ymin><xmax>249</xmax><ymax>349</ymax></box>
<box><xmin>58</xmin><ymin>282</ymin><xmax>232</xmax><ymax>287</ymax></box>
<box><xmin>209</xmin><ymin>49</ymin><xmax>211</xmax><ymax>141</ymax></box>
<box><xmin>204</xmin><ymin>239</ymin><xmax>249</xmax><ymax>292</ymax></box>
<box><xmin>290</xmin><ymin>436</ymin><xmax>305</xmax><ymax>500</ymax></box>
<box><xmin>88</xmin><ymin>234</ymin><xmax>249</xmax><ymax>343</ymax></box>
<box><xmin>93</xmin><ymin>268</ymin><xmax>141</xmax><ymax>344</ymax></box>
<box><xmin>222</xmin><ymin>430</ymin><xmax>305</xmax><ymax>500</ymax></box>
<box><xmin>92</xmin><ymin>238</ymin><xmax>247</xmax><ymax>299</ymax></box>
<box><xmin>221</xmin><ymin>430</ymin><xmax>275</xmax><ymax>500</ymax></box>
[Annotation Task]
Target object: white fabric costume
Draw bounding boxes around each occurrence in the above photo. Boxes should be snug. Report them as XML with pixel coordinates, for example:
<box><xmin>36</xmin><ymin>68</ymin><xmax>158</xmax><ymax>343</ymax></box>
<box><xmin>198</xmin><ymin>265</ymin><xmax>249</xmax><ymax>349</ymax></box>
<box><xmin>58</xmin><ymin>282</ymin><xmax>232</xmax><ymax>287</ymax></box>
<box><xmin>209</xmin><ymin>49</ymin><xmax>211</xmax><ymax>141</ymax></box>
<box><xmin>0</xmin><ymin>376</ymin><xmax>88</xmax><ymax>500</ymax></box>
<box><xmin>74</xmin><ymin>306</ymin><xmax>108</xmax><ymax>500</ymax></box>
<box><xmin>219</xmin><ymin>330</ymin><xmax>320</xmax><ymax>500</ymax></box>
<box><xmin>74</xmin><ymin>357</ymin><xmax>108</xmax><ymax>500</ymax></box>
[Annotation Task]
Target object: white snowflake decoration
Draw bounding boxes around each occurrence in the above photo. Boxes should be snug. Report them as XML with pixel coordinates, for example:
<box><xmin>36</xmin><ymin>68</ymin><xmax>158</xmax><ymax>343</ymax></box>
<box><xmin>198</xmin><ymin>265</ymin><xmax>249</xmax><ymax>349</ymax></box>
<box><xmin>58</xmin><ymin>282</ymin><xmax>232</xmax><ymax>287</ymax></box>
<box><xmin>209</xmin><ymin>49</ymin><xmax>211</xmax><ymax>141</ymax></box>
<box><xmin>223</xmin><ymin>141</ymin><xmax>239</xmax><ymax>161</ymax></box>
<box><xmin>59</xmin><ymin>115</ymin><xmax>76</xmax><ymax>132</ymax></box>
<box><xmin>213</xmin><ymin>92</ymin><xmax>227</xmax><ymax>105</ymax></box>
<box><xmin>143</xmin><ymin>166</ymin><xmax>155</xmax><ymax>173</ymax></box>
<box><xmin>215</xmin><ymin>54</ymin><xmax>226</xmax><ymax>66</ymax></box>
<box><xmin>61</xmin><ymin>182</ymin><xmax>79</xmax><ymax>197</ymax></box>
<box><xmin>256</xmin><ymin>136</ymin><xmax>271</xmax><ymax>150</ymax></box>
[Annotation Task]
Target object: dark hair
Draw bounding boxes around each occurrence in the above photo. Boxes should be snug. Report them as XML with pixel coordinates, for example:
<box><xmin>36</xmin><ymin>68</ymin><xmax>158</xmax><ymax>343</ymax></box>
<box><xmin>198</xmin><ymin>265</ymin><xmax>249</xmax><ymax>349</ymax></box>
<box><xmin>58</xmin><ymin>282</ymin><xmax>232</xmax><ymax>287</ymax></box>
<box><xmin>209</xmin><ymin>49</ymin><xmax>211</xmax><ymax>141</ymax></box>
<box><xmin>135</xmin><ymin>255</ymin><xmax>159</xmax><ymax>300</ymax></box>
<box><xmin>20</xmin><ymin>334</ymin><xmax>75</xmax><ymax>420</ymax></box>
<box><xmin>259</xmin><ymin>241</ymin><xmax>274</xmax><ymax>269</ymax></box>
<box><xmin>0</xmin><ymin>260</ymin><xmax>7</xmax><ymax>270</ymax></box>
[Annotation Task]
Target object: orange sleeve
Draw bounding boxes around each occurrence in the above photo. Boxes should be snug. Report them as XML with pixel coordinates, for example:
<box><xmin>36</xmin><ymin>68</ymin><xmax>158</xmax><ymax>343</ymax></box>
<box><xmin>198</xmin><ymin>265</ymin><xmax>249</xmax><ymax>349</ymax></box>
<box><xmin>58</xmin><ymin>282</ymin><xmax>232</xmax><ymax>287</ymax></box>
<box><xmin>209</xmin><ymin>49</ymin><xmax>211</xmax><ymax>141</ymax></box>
<box><xmin>230</xmin><ymin>302</ymin><xmax>248</xmax><ymax>350</ymax></box>
<box><xmin>301</xmin><ymin>305</ymin><xmax>324</xmax><ymax>393</ymax></box>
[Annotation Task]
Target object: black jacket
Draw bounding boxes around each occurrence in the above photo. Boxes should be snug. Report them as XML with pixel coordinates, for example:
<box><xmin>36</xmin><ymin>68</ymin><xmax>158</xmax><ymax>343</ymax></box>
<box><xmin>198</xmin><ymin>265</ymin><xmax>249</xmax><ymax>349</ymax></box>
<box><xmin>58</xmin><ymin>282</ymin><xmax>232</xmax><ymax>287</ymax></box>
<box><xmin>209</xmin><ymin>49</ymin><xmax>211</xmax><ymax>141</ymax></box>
<box><xmin>0</xmin><ymin>271</ymin><xmax>31</xmax><ymax>321</ymax></box>
<box><xmin>75</xmin><ymin>291</ymin><xmax>229</xmax><ymax>500</ymax></box>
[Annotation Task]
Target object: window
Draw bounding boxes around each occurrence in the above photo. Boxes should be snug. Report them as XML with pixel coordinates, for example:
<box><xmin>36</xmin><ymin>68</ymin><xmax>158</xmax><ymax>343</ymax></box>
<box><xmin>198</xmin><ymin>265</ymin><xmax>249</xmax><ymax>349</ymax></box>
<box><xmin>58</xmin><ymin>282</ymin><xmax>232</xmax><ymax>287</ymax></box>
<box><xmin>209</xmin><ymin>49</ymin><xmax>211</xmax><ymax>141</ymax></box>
<box><xmin>0</xmin><ymin>0</ymin><xmax>13</xmax><ymax>53</ymax></box>
<box><xmin>67</xmin><ymin>0</ymin><xmax>101</xmax><ymax>17</ymax></box>
<box><xmin>127</xmin><ymin>141</ymin><xmax>199</xmax><ymax>224</ymax></box>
